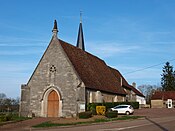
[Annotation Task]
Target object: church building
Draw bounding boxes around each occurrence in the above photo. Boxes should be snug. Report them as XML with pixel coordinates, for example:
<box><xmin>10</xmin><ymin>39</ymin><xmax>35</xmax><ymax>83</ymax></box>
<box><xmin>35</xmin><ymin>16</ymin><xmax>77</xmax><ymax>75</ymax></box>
<box><xmin>20</xmin><ymin>19</ymin><xmax>144</xmax><ymax>118</ymax></box>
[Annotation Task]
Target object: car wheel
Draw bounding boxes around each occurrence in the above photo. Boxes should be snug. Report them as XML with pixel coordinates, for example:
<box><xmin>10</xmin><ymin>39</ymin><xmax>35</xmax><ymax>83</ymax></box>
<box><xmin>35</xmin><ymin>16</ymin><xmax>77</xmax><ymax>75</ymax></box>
<box><xmin>126</xmin><ymin>111</ymin><xmax>130</xmax><ymax>115</ymax></box>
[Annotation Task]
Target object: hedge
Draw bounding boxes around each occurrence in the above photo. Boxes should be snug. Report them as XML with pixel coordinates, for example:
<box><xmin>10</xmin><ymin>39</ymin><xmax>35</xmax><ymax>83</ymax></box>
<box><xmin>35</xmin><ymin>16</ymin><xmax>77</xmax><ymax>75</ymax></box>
<box><xmin>105</xmin><ymin>111</ymin><xmax>118</xmax><ymax>118</ymax></box>
<box><xmin>86</xmin><ymin>102</ymin><xmax>139</xmax><ymax>113</ymax></box>
<box><xmin>78</xmin><ymin>111</ymin><xmax>92</xmax><ymax>119</ymax></box>
<box><xmin>0</xmin><ymin>113</ymin><xmax>13</xmax><ymax>122</ymax></box>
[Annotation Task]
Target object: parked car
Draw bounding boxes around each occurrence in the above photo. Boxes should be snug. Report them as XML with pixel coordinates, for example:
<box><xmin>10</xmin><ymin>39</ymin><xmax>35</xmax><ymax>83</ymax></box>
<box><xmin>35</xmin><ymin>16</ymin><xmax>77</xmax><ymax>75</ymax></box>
<box><xmin>110</xmin><ymin>105</ymin><xmax>134</xmax><ymax>115</ymax></box>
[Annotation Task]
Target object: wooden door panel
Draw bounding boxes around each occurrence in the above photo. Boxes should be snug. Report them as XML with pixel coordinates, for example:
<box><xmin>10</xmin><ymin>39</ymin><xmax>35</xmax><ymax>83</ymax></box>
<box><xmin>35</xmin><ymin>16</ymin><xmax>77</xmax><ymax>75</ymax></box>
<box><xmin>47</xmin><ymin>90</ymin><xmax>59</xmax><ymax>117</ymax></box>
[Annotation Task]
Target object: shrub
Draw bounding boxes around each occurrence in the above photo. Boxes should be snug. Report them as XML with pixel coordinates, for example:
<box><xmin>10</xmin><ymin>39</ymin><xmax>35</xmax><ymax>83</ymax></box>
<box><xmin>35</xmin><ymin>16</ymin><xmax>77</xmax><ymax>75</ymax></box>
<box><xmin>78</xmin><ymin>111</ymin><xmax>92</xmax><ymax>119</ymax></box>
<box><xmin>103</xmin><ymin>102</ymin><xmax>115</xmax><ymax>109</ymax></box>
<box><xmin>129</xmin><ymin>102</ymin><xmax>139</xmax><ymax>109</ymax></box>
<box><xmin>0</xmin><ymin>114</ymin><xmax>4</xmax><ymax>122</ymax></box>
<box><xmin>90</xmin><ymin>104</ymin><xmax>97</xmax><ymax>115</ymax></box>
<box><xmin>5</xmin><ymin>113</ymin><xmax>13</xmax><ymax>121</ymax></box>
<box><xmin>0</xmin><ymin>113</ymin><xmax>13</xmax><ymax>122</ymax></box>
<box><xmin>87</xmin><ymin>102</ymin><xmax>139</xmax><ymax>114</ymax></box>
<box><xmin>87</xmin><ymin>103</ymin><xmax>102</xmax><ymax>115</ymax></box>
<box><xmin>105</xmin><ymin>111</ymin><xmax>118</xmax><ymax>118</ymax></box>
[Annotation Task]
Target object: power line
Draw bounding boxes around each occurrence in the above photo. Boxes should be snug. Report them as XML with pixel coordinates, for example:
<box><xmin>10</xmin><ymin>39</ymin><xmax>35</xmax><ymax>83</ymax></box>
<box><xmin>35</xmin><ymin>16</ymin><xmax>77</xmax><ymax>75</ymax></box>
<box><xmin>124</xmin><ymin>58</ymin><xmax>175</xmax><ymax>75</ymax></box>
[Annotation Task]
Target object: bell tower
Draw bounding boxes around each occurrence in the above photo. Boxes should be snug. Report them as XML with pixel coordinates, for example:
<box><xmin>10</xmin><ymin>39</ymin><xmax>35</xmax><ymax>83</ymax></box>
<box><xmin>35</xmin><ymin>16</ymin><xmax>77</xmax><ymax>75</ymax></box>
<box><xmin>76</xmin><ymin>12</ymin><xmax>85</xmax><ymax>51</ymax></box>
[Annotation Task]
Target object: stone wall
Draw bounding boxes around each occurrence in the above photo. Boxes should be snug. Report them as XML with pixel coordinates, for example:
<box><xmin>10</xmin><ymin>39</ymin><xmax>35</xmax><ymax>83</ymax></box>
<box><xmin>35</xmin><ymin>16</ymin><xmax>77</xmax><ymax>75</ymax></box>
<box><xmin>151</xmin><ymin>99</ymin><xmax>175</xmax><ymax>108</ymax></box>
<box><xmin>151</xmin><ymin>100</ymin><xmax>164</xmax><ymax>108</ymax></box>
<box><xmin>86</xmin><ymin>90</ymin><xmax>125</xmax><ymax>103</ymax></box>
<box><xmin>19</xmin><ymin>84</ymin><xmax>30</xmax><ymax>117</ymax></box>
<box><xmin>20</xmin><ymin>37</ymin><xmax>85</xmax><ymax>117</ymax></box>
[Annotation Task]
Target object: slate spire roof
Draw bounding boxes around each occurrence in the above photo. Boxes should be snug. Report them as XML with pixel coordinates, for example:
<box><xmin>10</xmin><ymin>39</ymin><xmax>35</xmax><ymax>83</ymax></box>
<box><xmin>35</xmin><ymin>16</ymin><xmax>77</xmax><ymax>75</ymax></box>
<box><xmin>52</xmin><ymin>20</ymin><xmax>58</xmax><ymax>37</ymax></box>
<box><xmin>76</xmin><ymin>13</ymin><xmax>85</xmax><ymax>51</ymax></box>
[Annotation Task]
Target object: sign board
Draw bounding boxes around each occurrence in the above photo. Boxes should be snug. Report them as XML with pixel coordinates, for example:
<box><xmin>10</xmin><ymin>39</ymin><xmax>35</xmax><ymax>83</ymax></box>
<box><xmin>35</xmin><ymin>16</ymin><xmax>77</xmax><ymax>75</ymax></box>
<box><xmin>79</xmin><ymin>104</ymin><xmax>85</xmax><ymax>110</ymax></box>
<box><xmin>167</xmin><ymin>99</ymin><xmax>172</xmax><ymax>108</ymax></box>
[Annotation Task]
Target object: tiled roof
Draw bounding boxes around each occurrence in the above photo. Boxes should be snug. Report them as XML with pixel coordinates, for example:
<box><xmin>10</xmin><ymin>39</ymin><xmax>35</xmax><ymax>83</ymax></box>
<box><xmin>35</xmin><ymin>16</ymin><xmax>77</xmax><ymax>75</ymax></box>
<box><xmin>109</xmin><ymin>67</ymin><xmax>131</xmax><ymax>89</ymax></box>
<box><xmin>59</xmin><ymin>39</ymin><xmax>126</xmax><ymax>95</ymax></box>
<box><xmin>152</xmin><ymin>91</ymin><xmax>175</xmax><ymax>100</ymax></box>
<box><xmin>109</xmin><ymin>67</ymin><xmax>144</xmax><ymax>97</ymax></box>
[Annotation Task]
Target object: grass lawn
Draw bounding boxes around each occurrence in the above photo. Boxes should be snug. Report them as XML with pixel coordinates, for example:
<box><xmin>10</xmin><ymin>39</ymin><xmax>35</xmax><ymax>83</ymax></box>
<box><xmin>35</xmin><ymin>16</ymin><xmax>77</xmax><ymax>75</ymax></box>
<box><xmin>0</xmin><ymin>113</ymin><xmax>30</xmax><ymax>125</ymax></box>
<box><xmin>33</xmin><ymin>115</ymin><xmax>143</xmax><ymax>128</ymax></box>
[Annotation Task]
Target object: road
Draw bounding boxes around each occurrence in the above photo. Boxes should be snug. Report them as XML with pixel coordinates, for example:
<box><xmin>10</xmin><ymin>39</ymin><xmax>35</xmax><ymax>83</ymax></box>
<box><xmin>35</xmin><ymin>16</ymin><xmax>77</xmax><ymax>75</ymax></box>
<box><xmin>32</xmin><ymin>116</ymin><xmax>175</xmax><ymax>131</ymax></box>
<box><xmin>1</xmin><ymin>108</ymin><xmax>175</xmax><ymax>131</ymax></box>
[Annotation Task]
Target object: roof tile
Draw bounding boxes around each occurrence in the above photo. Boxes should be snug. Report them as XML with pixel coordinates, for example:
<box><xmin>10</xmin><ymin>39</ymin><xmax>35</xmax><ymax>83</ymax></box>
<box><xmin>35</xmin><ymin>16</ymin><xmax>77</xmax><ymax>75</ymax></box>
<box><xmin>109</xmin><ymin>67</ymin><xmax>144</xmax><ymax>97</ymax></box>
<box><xmin>152</xmin><ymin>91</ymin><xmax>175</xmax><ymax>100</ymax></box>
<box><xmin>59</xmin><ymin>39</ymin><xmax>126</xmax><ymax>95</ymax></box>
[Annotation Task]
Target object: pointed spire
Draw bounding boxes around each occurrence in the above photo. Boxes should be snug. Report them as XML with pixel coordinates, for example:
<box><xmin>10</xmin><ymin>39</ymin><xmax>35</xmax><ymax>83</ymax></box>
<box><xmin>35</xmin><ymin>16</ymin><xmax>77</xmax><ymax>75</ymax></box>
<box><xmin>52</xmin><ymin>20</ymin><xmax>58</xmax><ymax>37</ymax></box>
<box><xmin>76</xmin><ymin>12</ymin><xmax>85</xmax><ymax>51</ymax></box>
<box><xmin>80</xmin><ymin>11</ymin><xmax>82</xmax><ymax>23</ymax></box>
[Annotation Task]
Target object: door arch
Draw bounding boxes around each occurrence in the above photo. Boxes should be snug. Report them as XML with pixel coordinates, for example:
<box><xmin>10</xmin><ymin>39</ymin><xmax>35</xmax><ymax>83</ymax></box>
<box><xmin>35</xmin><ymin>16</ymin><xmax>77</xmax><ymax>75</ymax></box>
<box><xmin>47</xmin><ymin>90</ymin><xmax>59</xmax><ymax>117</ymax></box>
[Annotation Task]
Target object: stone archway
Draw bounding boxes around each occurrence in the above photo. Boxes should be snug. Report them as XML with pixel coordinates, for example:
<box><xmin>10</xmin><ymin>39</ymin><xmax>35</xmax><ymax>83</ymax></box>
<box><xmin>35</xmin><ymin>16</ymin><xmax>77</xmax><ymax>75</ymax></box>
<box><xmin>41</xmin><ymin>87</ymin><xmax>62</xmax><ymax>117</ymax></box>
<box><xmin>47</xmin><ymin>90</ymin><xmax>59</xmax><ymax>117</ymax></box>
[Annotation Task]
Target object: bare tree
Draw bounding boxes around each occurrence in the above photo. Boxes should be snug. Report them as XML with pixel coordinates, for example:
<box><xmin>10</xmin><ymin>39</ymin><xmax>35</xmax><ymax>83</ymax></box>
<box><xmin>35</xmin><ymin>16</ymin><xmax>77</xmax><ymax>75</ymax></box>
<box><xmin>138</xmin><ymin>84</ymin><xmax>162</xmax><ymax>104</ymax></box>
<box><xmin>0</xmin><ymin>93</ymin><xmax>19</xmax><ymax>112</ymax></box>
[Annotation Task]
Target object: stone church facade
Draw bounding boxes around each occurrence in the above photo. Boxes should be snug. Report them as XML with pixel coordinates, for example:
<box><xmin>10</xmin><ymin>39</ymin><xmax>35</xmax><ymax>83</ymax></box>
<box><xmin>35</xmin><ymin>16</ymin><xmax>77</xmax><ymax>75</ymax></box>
<box><xmin>20</xmin><ymin>20</ymin><xmax>144</xmax><ymax>118</ymax></box>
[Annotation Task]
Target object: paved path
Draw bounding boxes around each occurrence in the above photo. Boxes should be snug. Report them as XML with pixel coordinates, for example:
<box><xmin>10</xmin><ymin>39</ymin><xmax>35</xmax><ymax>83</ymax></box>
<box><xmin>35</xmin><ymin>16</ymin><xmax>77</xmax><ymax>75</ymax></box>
<box><xmin>134</xmin><ymin>108</ymin><xmax>175</xmax><ymax>118</ymax></box>
<box><xmin>0</xmin><ymin>117</ymin><xmax>57</xmax><ymax>131</ymax></box>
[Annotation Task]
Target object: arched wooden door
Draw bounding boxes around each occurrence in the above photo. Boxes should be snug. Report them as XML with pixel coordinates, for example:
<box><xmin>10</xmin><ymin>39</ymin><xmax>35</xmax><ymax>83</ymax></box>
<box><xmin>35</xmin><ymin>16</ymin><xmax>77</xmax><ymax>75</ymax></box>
<box><xmin>47</xmin><ymin>90</ymin><xmax>59</xmax><ymax>117</ymax></box>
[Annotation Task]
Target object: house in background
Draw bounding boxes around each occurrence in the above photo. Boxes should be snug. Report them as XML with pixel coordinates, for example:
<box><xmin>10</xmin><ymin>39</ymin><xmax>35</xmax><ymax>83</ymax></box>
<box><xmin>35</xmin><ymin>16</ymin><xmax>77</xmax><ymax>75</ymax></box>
<box><xmin>20</xmin><ymin>19</ymin><xmax>144</xmax><ymax>118</ymax></box>
<box><xmin>131</xmin><ymin>83</ymin><xmax>146</xmax><ymax>106</ymax></box>
<box><xmin>109</xmin><ymin>67</ymin><xmax>135</xmax><ymax>102</ymax></box>
<box><xmin>109</xmin><ymin>68</ymin><xmax>145</xmax><ymax>106</ymax></box>
<box><xmin>151</xmin><ymin>91</ymin><xmax>175</xmax><ymax>108</ymax></box>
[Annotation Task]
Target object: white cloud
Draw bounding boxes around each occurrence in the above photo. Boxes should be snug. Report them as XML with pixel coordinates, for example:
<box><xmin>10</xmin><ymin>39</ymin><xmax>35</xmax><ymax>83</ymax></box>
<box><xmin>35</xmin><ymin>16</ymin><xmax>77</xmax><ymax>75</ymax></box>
<box><xmin>0</xmin><ymin>43</ymin><xmax>46</xmax><ymax>47</ymax></box>
<box><xmin>0</xmin><ymin>62</ymin><xmax>34</xmax><ymax>98</ymax></box>
<box><xmin>0</xmin><ymin>62</ymin><xmax>34</xmax><ymax>73</ymax></box>
<box><xmin>87</xmin><ymin>41</ymin><xmax>140</xmax><ymax>58</ymax></box>
<box><xmin>0</xmin><ymin>36</ymin><xmax>48</xmax><ymax>47</ymax></box>
<box><xmin>112</xmin><ymin>64</ymin><xmax>162</xmax><ymax>86</ymax></box>
<box><xmin>124</xmin><ymin>68</ymin><xmax>161</xmax><ymax>80</ymax></box>
<box><xmin>0</xmin><ymin>49</ymin><xmax>44</xmax><ymax>55</ymax></box>
<box><xmin>0</xmin><ymin>78</ymin><xmax>25</xmax><ymax>98</ymax></box>
<box><xmin>125</xmin><ymin>70</ymin><xmax>161</xmax><ymax>86</ymax></box>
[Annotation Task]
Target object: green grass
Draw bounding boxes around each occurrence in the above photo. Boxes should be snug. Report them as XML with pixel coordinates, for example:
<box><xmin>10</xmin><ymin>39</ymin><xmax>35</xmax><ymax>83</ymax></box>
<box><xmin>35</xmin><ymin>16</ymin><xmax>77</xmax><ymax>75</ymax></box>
<box><xmin>116</xmin><ymin>115</ymin><xmax>142</xmax><ymax>120</ymax></box>
<box><xmin>94</xmin><ymin>115</ymin><xmax>143</xmax><ymax>122</ymax></box>
<box><xmin>33</xmin><ymin>121</ymin><xmax>95</xmax><ymax>128</ymax></box>
<box><xmin>11</xmin><ymin>116</ymin><xmax>31</xmax><ymax>122</ymax></box>
<box><xmin>33</xmin><ymin>116</ymin><xmax>143</xmax><ymax>128</ymax></box>
<box><xmin>0</xmin><ymin>113</ymin><xmax>31</xmax><ymax>125</ymax></box>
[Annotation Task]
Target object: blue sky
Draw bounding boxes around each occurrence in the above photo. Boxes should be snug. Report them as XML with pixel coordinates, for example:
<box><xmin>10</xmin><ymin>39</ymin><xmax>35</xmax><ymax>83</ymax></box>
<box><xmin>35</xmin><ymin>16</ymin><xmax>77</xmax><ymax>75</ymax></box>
<box><xmin>1</xmin><ymin>0</ymin><xmax>175</xmax><ymax>98</ymax></box>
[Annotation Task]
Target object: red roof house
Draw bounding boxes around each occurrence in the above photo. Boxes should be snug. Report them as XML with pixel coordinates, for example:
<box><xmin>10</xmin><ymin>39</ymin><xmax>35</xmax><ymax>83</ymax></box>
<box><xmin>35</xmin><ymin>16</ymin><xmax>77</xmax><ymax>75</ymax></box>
<box><xmin>151</xmin><ymin>91</ymin><xmax>175</xmax><ymax>108</ymax></box>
